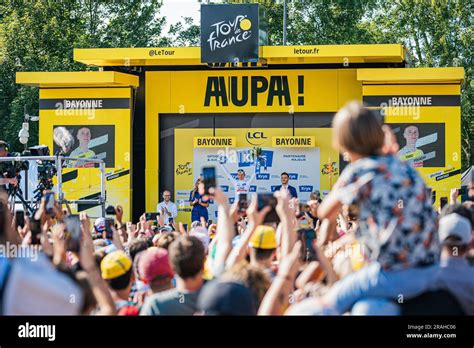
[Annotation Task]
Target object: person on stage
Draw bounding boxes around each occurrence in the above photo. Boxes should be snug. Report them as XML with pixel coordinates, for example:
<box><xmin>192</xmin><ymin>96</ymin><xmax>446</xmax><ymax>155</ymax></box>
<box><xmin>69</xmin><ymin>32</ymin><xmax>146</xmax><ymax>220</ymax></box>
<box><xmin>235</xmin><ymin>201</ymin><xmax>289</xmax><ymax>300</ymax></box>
<box><xmin>157</xmin><ymin>190</ymin><xmax>178</xmax><ymax>225</ymax></box>
<box><xmin>218</xmin><ymin>155</ymin><xmax>257</xmax><ymax>198</ymax></box>
<box><xmin>274</xmin><ymin>172</ymin><xmax>298</xmax><ymax>198</ymax></box>
<box><xmin>189</xmin><ymin>178</ymin><xmax>209</xmax><ymax>222</ymax></box>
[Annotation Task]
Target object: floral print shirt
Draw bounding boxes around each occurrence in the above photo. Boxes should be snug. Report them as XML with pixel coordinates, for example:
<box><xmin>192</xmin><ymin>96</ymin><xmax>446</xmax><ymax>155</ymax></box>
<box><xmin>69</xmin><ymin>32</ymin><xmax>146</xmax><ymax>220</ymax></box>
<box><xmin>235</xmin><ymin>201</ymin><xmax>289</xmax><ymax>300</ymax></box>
<box><xmin>336</xmin><ymin>155</ymin><xmax>439</xmax><ymax>271</ymax></box>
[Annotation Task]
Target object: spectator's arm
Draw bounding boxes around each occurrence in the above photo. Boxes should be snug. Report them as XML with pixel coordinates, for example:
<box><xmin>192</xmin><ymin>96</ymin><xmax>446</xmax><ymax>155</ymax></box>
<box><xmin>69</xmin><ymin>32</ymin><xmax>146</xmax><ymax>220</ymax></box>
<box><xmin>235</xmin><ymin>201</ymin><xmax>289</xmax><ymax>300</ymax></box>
<box><xmin>51</xmin><ymin>223</ymin><xmax>67</xmax><ymax>267</ymax></box>
<box><xmin>79</xmin><ymin>213</ymin><xmax>116</xmax><ymax>315</ymax></box>
<box><xmin>449</xmin><ymin>188</ymin><xmax>459</xmax><ymax>205</ymax></box>
<box><xmin>258</xmin><ymin>241</ymin><xmax>302</xmax><ymax>315</ymax></box>
<box><xmin>219</xmin><ymin>161</ymin><xmax>236</xmax><ymax>185</ymax></box>
<box><xmin>276</xmin><ymin>189</ymin><xmax>297</xmax><ymax>258</ymax></box>
<box><xmin>112</xmin><ymin>224</ymin><xmax>124</xmax><ymax>251</ymax></box>
<box><xmin>315</xmin><ymin>245</ymin><xmax>339</xmax><ymax>285</ymax></box>
<box><xmin>226</xmin><ymin>194</ymin><xmax>270</xmax><ymax>269</ymax></box>
<box><xmin>317</xmin><ymin>192</ymin><xmax>342</xmax><ymax>221</ymax></box>
<box><xmin>317</xmin><ymin>218</ymin><xmax>338</xmax><ymax>248</ymax></box>
<box><xmin>212</xmin><ymin>188</ymin><xmax>236</xmax><ymax>275</ymax></box>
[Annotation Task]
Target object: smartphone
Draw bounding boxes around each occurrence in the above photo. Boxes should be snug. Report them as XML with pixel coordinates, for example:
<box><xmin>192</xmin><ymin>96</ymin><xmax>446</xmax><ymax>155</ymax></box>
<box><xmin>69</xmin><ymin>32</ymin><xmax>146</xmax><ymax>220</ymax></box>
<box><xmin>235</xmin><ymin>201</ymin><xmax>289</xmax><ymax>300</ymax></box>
<box><xmin>440</xmin><ymin>197</ymin><xmax>448</xmax><ymax>210</ymax></box>
<box><xmin>207</xmin><ymin>220</ymin><xmax>213</xmax><ymax>225</ymax></box>
<box><xmin>44</xmin><ymin>192</ymin><xmax>55</xmax><ymax>216</ymax></box>
<box><xmin>458</xmin><ymin>187</ymin><xmax>467</xmax><ymax>196</ymax></box>
<box><xmin>145</xmin><ymin>212</ymin><xmax>160</xmax><ymax>221</ymax></box>
<box><xmin>238</xmin><ymin>193</ymin><xmax>248</xmax><ymax>212</ymax></box>
<box><xmin>297</xmin><ymin>228</ymin><xmax>318</xmax><ymax>262</ymax></box>
<box><xmin>105</xmin><ymin>218</ymin><xmax>115</xmax><ymax>239</ymax></box>
<box><xmin>257</xmin><ymin>193</ymin><xmax>280</xmax><ymax>224</ymax></box>
<box><xmin>431</xmin><ymin>190</ymin><xmax>436</xmax><ymax>205</ymax></box>
<box><xmin>202</xmin><ymin>167</ymin><xmax>216</xmax><ymax>195</ymax></box>
<box><xmin>105</xmin><ymin>205</ymin><xmax>116</xmax><ymax>215</ymax></box>
<box><xmin>15</xmin><ymin>210</ymin><xmax>25</xmax><ymax>229</ymax></box>
<box><xmin>64</xmin><ymin>215</ymin><xmax>81</xmax><ymax>252</ymax></box>
<box><xmin>30</xmin><ymin>217</ymin><xmax>42</xmax><ymax>245</ymax></box>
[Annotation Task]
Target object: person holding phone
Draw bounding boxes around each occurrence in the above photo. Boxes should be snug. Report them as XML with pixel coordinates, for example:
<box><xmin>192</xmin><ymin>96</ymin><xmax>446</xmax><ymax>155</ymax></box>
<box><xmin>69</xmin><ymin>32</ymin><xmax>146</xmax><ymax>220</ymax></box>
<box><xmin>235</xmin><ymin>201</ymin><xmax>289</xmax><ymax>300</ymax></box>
<box><xmin>189</xmin><ymin>178</ymin><xmax>209</xmax><ymax>223</ymax></box>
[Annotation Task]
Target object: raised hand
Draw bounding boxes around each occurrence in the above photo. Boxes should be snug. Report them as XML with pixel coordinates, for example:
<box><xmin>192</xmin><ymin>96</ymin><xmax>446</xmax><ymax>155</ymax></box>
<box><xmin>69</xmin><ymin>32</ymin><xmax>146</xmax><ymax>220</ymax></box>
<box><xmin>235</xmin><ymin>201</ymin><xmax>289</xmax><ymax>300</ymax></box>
<box><xmin>115</xmin><ymin>205</ymin><xmax>124</xmax><ymax>224</ymax></box>
<box><xmin>246</xmin><ymin>193</ymin><xmax>270</xmax><ymax>227</ymax></box>
<box><xmin>79</xmin><ymin>213</ymin><xmax>96</xmax><ymax>271</ymax></box>
<box><xmin>380</xmin><ymin>125</ymin><xmax>400</xmax><ymax>155</ymax></box>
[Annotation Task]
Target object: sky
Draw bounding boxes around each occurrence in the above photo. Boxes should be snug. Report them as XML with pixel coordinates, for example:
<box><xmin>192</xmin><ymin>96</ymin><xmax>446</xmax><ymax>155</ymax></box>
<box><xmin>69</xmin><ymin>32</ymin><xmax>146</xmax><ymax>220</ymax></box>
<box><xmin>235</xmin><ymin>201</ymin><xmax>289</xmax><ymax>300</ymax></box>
<box><xmin>161</xmin><ymin>0</ymin><xmax>203</xmax><ymax>31</ymax></box>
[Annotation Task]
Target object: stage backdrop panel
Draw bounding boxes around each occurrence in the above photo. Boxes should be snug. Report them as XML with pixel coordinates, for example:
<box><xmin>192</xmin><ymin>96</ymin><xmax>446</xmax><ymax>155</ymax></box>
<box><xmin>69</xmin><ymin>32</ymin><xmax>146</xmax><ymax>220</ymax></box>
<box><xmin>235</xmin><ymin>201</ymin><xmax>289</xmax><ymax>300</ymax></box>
<box><xmin>192</xmin><ymin>146</ymin><xmax>320</xmax><ymax>220</ymax></box>
<box><xmin>174</xmin><ymin>127</ymin><xmax>338</xmax><ymax>224</ymax></box>
<box><xmin>38</xmin><ymin>87</ymin><xmax>133</xmax><ymax>221</ymax></box>
<box><xmin>362</xmin><ymin>82</ymin><xmax>461</xmax><ymax>206</ymax></box>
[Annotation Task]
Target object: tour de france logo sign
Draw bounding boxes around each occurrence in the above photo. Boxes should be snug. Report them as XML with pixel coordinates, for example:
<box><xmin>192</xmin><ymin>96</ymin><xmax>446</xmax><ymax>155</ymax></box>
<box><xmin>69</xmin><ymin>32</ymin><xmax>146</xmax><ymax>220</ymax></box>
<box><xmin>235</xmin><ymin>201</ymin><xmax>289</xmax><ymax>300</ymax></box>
<box><xmin>201</xmin><ymin>4</ymin><xmax>260</xmax><ymax>64</ymax></box>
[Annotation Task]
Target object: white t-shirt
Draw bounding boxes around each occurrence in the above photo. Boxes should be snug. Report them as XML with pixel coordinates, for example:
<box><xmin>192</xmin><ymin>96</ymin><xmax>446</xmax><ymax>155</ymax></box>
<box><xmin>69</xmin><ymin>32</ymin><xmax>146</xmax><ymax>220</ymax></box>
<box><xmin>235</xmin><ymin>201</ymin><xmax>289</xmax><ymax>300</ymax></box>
<box><xmin>156</xmin><ymin>201</ymin><xmax>178</xmax><ymax>224</ymax></box>
<box><xmin>219</xmin><ymin>162</ymin><xmax>256</xmax><ymax>198</ymax></box>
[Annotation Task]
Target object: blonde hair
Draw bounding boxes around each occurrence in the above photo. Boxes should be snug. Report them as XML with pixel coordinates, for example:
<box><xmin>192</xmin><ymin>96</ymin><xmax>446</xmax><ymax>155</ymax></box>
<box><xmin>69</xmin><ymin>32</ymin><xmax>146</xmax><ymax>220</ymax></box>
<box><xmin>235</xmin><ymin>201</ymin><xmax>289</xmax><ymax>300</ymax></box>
<box><xmin>332</xmin><ymin>101</ymin><xmax>384</xmax><ymax>156</ymax></box>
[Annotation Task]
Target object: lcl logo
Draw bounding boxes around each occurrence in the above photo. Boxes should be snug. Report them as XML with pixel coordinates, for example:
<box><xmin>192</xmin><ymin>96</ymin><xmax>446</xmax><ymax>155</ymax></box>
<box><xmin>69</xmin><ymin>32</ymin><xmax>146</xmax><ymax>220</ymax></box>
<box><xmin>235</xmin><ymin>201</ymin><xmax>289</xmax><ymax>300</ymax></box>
<box><xmin>246</xmin><ymin>131</ymin><xmax>267</xmax><ymax>145</ymax></box>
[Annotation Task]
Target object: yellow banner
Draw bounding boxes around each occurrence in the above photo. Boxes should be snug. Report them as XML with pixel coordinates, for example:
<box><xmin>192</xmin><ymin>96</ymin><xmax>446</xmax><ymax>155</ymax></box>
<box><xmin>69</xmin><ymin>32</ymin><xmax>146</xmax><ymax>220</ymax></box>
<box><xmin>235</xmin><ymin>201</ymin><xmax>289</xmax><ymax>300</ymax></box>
<box><xmin>272</xmin><ymin>136</ymin><xmax>315</xmax><ymax>147</ymax></box>
<box><xmin>193</xmin><ymin>136</ymin><xmax>236</xmax><ymax>148</ymax></box>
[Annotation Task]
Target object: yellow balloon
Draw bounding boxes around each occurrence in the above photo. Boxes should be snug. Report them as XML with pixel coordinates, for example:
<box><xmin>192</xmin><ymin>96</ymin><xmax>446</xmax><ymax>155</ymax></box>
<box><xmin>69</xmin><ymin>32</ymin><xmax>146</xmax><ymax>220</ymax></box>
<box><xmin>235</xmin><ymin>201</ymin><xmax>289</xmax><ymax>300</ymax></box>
<box><xmin>239</xmin><ymin>18</ymin><xmax>251</xmax><ymax>31</ymax></box>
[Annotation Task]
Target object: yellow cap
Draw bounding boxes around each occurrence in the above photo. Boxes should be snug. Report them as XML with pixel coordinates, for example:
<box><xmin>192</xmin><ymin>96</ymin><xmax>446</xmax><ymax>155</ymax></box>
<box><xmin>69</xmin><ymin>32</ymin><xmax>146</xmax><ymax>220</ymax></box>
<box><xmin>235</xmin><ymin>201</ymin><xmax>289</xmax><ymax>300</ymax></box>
<box><xmin>100</xmin><ymin>250</ymin><xmax>132</xmax><ymax>280</ymax></box>
<box><xmin>249</xmin><ymin>225</ymin><xmax>277</xmax><ymax>249</ymax></box>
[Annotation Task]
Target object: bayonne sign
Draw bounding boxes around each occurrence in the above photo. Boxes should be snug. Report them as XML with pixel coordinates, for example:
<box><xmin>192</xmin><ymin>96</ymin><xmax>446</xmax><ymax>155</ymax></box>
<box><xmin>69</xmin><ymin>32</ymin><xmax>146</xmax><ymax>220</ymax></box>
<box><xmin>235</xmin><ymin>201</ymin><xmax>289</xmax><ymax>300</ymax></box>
<box><xmin>201</xmin><ymin>4</ymin><xmax>260</xmax><ymax>64</ymax></box>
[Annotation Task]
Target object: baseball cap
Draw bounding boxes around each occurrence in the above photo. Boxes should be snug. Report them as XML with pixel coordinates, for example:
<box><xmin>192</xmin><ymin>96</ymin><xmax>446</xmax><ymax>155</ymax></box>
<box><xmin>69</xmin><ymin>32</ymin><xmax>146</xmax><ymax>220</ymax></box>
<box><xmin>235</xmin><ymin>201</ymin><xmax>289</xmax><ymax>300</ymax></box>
<box><xmin>197</xmin><ymin>280</ymin><xmax>256</xmax><ymax>315</ymax></box>
<box><xmin>100</xmin><ymin>250</ymin><xmax>132</xmax><ymax>280</ymax></box>
<box><xmin>138</xmin><ymin>248</ymin><xmax>174</xmax><ymax>283</ymax></box>
<box><xmin>159</xmin><ymin>225</ymin><xmax>173</xmax><ymax>233</ymax></box>
<box><xmin>249</xmin><ymin>225</ymin><xmax>277</xmax><ymax>249</ymax></box>
<box><xmin>117</xmin><ymin>305</ymin><xmax>139</xmax><ymax>316</ymax></box>
<box><xmin>438</xmin><ymin>213</ymin><xmax>472</xmax><ymax>245</ymax></box>
<box><xmin>94</xmin><ymin>217</ymin><xmax>106</xmax><ymax>233</ymax></box>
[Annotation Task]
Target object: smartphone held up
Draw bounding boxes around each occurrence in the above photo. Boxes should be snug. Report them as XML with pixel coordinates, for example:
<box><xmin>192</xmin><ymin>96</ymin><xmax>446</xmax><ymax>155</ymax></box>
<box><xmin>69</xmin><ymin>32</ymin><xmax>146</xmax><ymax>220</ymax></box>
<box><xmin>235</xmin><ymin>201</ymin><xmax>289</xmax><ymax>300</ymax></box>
<box><xmin>202</xmin><ymin>166</ymin><xmax>216</xmax><ymax>196</ymax></box>
<box><xmin>64</xmin><ymin>215</ymin><xmax>81</xmax><ymax>252</ymax></box>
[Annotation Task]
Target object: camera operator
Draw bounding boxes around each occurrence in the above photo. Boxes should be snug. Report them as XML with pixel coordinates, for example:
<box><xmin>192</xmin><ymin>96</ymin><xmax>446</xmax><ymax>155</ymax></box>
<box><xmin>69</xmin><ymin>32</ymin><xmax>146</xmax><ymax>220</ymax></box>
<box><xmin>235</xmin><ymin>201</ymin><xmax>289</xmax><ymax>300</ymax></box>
<box><xmin>0</xmin><ymin>141</ymin><xmax>18</xmax><ymax>189</ymax></box>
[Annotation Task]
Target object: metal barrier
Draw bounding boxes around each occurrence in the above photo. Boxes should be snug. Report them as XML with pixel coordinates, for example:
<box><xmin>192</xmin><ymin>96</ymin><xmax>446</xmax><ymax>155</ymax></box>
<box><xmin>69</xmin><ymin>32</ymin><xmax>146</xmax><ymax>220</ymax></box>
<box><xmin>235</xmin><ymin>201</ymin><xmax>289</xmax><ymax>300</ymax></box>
<box><xmin>0</xmin><ymin>155</ymin><xmax>106</xmax><ymax>216</ymax></box>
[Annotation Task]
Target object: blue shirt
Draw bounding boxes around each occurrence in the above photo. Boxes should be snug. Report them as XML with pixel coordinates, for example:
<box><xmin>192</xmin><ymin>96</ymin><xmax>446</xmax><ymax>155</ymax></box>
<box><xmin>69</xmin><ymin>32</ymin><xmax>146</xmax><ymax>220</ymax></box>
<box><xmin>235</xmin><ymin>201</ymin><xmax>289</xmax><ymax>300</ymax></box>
<box><xmin>432</xmin><ymin>257</ymin><xmax>474</xmax><ymax>315</ymax></box>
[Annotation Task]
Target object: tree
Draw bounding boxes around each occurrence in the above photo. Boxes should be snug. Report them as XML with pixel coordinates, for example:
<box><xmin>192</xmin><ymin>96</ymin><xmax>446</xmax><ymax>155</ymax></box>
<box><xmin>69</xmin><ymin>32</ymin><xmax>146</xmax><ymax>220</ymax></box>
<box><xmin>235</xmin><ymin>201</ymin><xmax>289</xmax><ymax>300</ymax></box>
<box><xmin>362</xmin><ymin>0</ymin><xmax>473</xmax><ymax>170</ymax></box>
<box><xmin>0</xmin><ymin>0</ymin><xmax>170</xmax><ymax>152</ymax></box>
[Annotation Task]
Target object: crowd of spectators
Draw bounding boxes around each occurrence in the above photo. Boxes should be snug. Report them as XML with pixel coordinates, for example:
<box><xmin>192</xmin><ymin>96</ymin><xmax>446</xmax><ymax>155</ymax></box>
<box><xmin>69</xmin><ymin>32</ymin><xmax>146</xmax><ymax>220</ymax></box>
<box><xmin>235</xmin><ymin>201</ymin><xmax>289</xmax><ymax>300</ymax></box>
<box><xmin>0</xmin><ymin>102</ymin><xmax>473</xmax><ymax>316</ymax></box>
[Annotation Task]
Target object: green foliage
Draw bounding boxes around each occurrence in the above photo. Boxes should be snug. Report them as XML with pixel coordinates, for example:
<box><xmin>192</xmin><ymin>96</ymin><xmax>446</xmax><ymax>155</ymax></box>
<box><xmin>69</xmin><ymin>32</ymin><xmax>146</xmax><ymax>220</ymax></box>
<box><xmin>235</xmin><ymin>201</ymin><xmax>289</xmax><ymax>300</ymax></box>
<box><xmin>0</xmin><ymin>0</ymin><xmax>171</xmax><ymax>152</ymax></box>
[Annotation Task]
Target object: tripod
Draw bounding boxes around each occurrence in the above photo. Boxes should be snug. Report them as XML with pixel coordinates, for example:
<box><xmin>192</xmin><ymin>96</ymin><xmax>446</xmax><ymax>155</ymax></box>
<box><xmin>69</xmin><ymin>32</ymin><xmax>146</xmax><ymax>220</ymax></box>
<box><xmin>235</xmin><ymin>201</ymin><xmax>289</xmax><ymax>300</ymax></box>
<box><xmin>7</xmin><ymin>179</ymin><xmax>36</xmax><ymax>216</ymax></box>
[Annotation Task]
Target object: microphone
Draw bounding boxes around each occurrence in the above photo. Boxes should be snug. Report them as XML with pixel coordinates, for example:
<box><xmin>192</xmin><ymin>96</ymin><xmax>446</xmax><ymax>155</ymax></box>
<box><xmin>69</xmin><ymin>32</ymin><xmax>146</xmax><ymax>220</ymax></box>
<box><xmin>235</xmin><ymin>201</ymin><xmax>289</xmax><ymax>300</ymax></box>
<box><xmin>53</xmin><ymin>127</ymin><xmax>74</xmax><ymax>154</ymax></box>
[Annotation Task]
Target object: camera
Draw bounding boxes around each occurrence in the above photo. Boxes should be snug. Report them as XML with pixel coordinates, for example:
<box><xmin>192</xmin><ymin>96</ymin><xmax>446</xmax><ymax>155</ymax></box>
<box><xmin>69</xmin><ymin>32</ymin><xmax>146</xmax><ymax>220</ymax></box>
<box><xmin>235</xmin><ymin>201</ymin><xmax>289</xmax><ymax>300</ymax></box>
<box><xmin>0</xmin><ymin>153</ymin><xmax>29</xmax><ymax>179</ymax></box>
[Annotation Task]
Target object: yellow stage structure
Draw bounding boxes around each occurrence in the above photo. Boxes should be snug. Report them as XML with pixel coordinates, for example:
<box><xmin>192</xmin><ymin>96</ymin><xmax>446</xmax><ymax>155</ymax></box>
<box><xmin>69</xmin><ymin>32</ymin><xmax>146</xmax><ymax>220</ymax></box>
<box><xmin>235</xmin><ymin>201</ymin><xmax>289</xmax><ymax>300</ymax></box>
<box><xmin>16</xmin><ymin>44</ymin><xmax>465</xmax><ymax>221</ymax></box>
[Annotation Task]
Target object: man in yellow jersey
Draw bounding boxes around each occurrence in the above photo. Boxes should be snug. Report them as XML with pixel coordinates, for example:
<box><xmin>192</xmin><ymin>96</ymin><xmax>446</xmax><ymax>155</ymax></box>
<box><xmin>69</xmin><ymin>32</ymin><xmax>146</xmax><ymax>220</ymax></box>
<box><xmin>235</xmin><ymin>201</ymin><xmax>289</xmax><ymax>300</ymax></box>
<box><xmin>68</xmin><ymin>127</ymin><xmax>97</xmax><ymax>168</ymax></box>
<box><xmin>398</xmin><ymin>125</ymin><xmax>424</xmax><ymax>167</ymax></box>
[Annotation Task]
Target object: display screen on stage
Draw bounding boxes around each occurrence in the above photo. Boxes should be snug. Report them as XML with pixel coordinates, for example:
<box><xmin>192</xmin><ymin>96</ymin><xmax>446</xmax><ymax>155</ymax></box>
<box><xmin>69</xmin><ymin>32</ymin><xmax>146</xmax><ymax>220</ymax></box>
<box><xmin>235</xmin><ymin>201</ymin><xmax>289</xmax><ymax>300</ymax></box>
<box><xmin>339</xmin><ymin>123</ymin><xmax>446</xmax><ymax>171</ymax></box>
<box><xmin>53</xmin><ymin>125</ymin><xmax>116</xmax><ymax>168</ymax></box>
<box><xmin>390</xmin><ymin>123</ymin><xmax>445</xmax><ymax>167</ymax></box>
<box><xmin>173</xmin><ymin>127</ymin><xmax>340</xmax><ymax>221</ymax></box>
